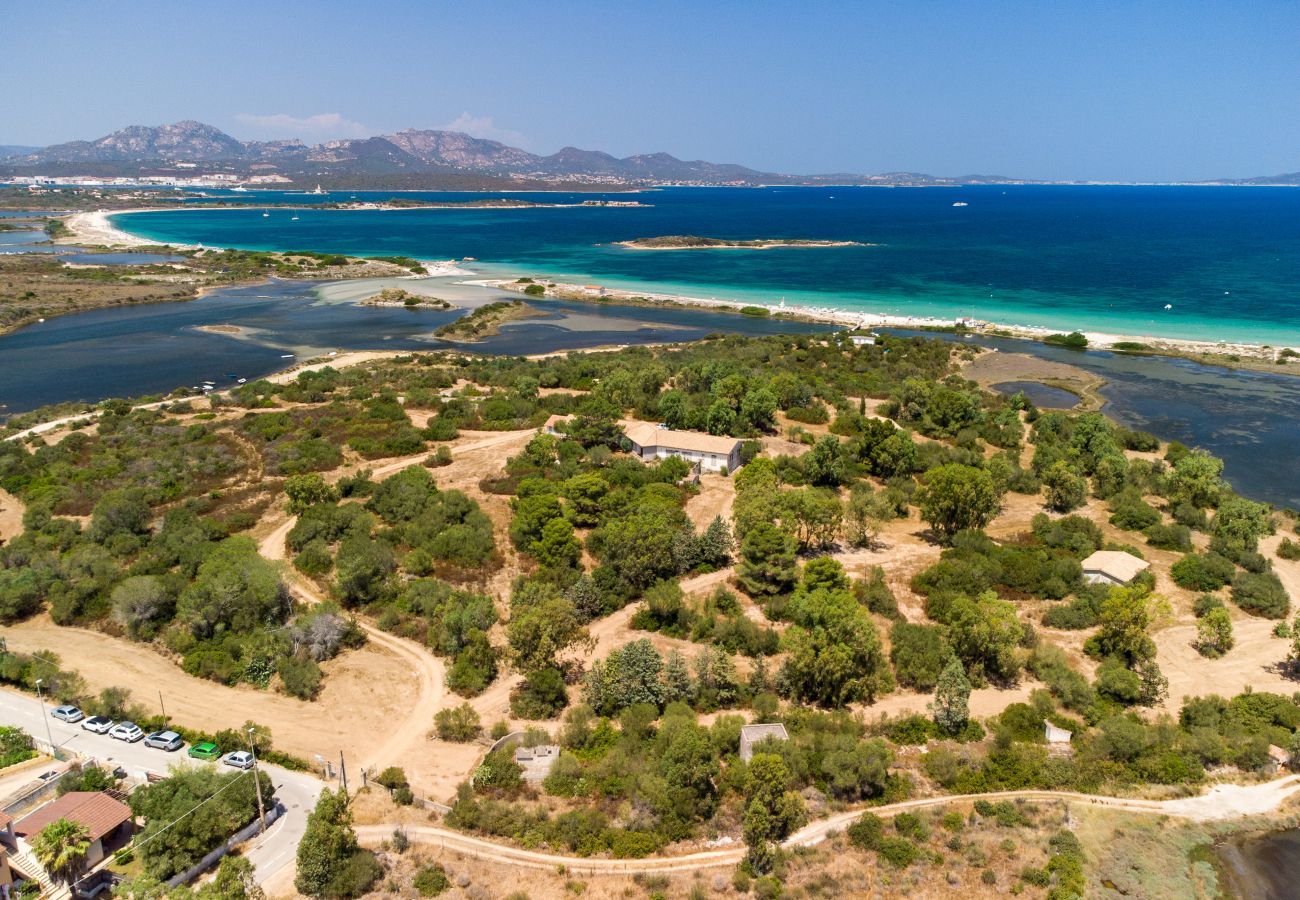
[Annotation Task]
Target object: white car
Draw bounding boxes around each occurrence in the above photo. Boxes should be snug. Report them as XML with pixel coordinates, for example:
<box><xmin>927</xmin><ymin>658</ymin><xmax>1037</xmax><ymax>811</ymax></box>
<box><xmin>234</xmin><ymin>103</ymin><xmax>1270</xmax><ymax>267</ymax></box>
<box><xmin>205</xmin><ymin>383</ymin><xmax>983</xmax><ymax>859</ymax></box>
<box><xmin>81</xmin><ymin>715</ymin><xmax>115</xmax><ymax>734</ymax></box>
<box><xmin>222</xmin><ymin>751</ymin><xmax>255</xmax><ymax>770</ymax></box>
<box><xmin>109</xmin><ymin>722</ymin><xmax>144</xmax><ymax>743</ymax></box>
<box><xmin>52</xmin><ymin>705</ymin><xmax>84</xmax><ymax>723</ymax></box>
<box><xmin>144</xmin><ymin>731</ymin><xmax>184</xmax><ymax>752</ymax></box>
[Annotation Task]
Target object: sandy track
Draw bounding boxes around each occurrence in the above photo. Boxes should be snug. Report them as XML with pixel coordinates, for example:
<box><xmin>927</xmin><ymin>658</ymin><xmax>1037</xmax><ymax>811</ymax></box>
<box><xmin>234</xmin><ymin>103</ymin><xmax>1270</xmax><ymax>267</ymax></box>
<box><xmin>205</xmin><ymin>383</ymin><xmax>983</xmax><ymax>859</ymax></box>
<box><xmin>356</xmin><ymin>775</ymin><xmax>1300</xmax><ymax>875</ymax></box>
<box><xmin>0</xmin><ymin>488</ymin><xmax>24</xmax><ymax>544</ymax></box>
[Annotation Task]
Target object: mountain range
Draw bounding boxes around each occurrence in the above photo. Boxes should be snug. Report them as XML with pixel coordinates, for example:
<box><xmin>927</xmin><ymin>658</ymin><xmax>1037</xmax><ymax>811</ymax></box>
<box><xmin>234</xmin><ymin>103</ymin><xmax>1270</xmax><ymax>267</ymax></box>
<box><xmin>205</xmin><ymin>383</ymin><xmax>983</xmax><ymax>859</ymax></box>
<box><xmin>0</xmin><ymin>120</ymin><xmax>1020</xmax><ymax>187</ymax></box>
<box><xmin>3</xmin><ymin>121</ymin><xmax>1296</xmax><ymax>187</ymax></box>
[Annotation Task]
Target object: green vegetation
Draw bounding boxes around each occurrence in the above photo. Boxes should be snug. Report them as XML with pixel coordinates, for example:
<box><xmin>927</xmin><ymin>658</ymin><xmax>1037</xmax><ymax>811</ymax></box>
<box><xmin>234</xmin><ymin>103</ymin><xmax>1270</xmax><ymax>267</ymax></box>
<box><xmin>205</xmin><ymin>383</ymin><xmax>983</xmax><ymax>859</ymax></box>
<box><xmin>0</xmin><ymin>725</ymin><xmax>36</xmax><ymax>768</ymax></box>
<box><xmin>1044</xmin><ymin>331</ymin><xmax>1089</xmax><ymax>349</ymax></box>
<box><xmin>435</xmin><ymin>300</ymin><xmax>536</xmax><ymax>340</ymax></box>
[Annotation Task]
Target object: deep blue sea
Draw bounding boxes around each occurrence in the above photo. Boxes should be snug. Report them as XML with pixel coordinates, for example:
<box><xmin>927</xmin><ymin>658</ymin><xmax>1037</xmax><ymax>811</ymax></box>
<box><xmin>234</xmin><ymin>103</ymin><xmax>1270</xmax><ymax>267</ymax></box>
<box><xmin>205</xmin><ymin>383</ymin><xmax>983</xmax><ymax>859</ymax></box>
<box><xmin>116</xmin><ymin>185</ymin><xmax>1300</xmax><ymax>345</ymax></box>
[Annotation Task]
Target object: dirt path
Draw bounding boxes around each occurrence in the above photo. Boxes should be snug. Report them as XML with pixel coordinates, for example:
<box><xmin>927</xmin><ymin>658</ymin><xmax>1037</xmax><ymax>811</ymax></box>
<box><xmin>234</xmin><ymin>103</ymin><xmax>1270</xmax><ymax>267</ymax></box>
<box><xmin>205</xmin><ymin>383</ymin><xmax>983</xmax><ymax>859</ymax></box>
<box><xmin>356</xmin><ymin>775</ymin><xmax>1300</xmax><ymax>875</ymax></box>
<box><xmin>0</xmin><ymin>488</ymin><xmax>24</xmax><ymax>544</ymax></box>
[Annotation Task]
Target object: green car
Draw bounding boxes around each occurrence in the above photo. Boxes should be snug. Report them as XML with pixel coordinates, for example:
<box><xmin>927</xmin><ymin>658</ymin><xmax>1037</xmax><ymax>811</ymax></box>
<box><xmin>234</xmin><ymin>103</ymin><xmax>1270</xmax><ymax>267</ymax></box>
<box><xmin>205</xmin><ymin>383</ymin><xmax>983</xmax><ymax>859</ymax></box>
<box><xmin>187</xmin><ymin>741</ymin><xmax>220</xmax><ymax>761</ymax></box>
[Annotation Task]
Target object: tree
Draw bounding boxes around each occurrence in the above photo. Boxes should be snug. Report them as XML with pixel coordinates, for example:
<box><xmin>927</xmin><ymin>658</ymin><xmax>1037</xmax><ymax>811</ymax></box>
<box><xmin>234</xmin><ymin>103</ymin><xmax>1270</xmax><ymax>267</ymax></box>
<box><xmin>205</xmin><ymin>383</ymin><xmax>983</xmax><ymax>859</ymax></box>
<box><xmin>111</xmin><ymin>575</ymin><xmax>175</xmax><ymax>640</ymax></box>
<box><xmin>531</xmin><ymin>516</ymin><xmax>581</xmax><ymax>571</ymax></box>
<box><xmin>507</xmin><ymin>594</ymin><xmax>591</xmax><ymax>673</ymax></box>
<box><xmin>779</xmin><ymin>588</ymin><xmax>893</xmax><ymax>707</ymax></box>
<box><xmin>1042</xmin><ymin>460</ymin><xmax>1088</xmax><ymax>512</ymax></box>
<box><xmin>736</xmin><ymin>522</ymin><xmax>798</xmax><ymax>597</ymax></box>
<box><xmin>176</xmin><ymin>536</ymin><xmax>289</xmax><ymax>638</ymax></box>
<box><xmin>296</xmin><ymin>789</ymin><xmax>381</xmax><ymax>899</ymax></box>
<box><xmin>1092</xmin><ymin>585</ymin><xmax>1157</xmax><ymax>666</ymax></box>
<box><xmin>285</xmin><ymin>473</ymin><xmax>340</xmax><ymax>515</ymax></box>
<box><xmin>805</xmin><ymin>436</ymin><xmax>848</xmax><ymax>487</ymax></box>
<box><xmin>31</xmin><ymin>818</ymin><xmax>90</xmax><ymax>883</ymax></box>
<box><xmin>947</xmin><ymin>590</ymin><xmax>1023</xmax><ymax>684</ymax></box>
<box><xmin>783</xmin><ymin>487</ymin><xmax>844</xmax><ymax>550</ymax></box>
<box><xmin>583</xmin><ymin>639</ymin><xmax>666</xmax><ymax>716</ymax></box>
<box><xmin>929</xmin><ymin>657</ymin><xmax>972</xmax><ymax>734</ymax></box>
<box><xmin>916</xmin><ymin>464</ymin><xmax>1001</xmax><ymax>541</ymax></box>
<box><xmin>742</xmin><ymin>753</ymin><xmax>806</xmax><ymax>873</ymax></box>
<box><xmin>196</xmin><ymin>856</ymin><xmax>266</xmax><ymax>900</ymax></box>
<box><xmin>332</xmin><ymin>535</ymin><xmax>395</xmax><ymax>607</ymax></box>
<box><xmin>696</xmin><ymin>516</ymin><xmax>734</xmax><ymax>569</ymax></box>
<box><xmin>1165</xmin><ymin>451</ymin><xmax>1225</xmax><ymax>509</ymax></box>
<box><xmin>1195</xmin><ymin>607</ymin><xmax>1234</xmax><ymax>659</ymax></box>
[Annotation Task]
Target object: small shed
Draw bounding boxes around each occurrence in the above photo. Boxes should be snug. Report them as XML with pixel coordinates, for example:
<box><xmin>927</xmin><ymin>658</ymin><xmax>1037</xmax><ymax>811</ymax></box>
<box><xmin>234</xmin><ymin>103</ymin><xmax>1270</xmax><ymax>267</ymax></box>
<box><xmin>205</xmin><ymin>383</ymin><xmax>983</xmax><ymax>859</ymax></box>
<box><xmin>514</xmin><ymin>744</ymin><xmax>561</xmax><ymax>782</ymax></box>
<box><xmin>1045</xmin><ymin>720</ymin><xmax>1073</xmax><ymax>744</ymax></box>
<box><xmin>1081</xmin><ymin>550</ymin><xmax>1150</xmax><ymax>586</ymax></box>
<box><xmin>739</xmin><ymin>724</ymin><xmax>789</xmax><ymax>762</ymax></box>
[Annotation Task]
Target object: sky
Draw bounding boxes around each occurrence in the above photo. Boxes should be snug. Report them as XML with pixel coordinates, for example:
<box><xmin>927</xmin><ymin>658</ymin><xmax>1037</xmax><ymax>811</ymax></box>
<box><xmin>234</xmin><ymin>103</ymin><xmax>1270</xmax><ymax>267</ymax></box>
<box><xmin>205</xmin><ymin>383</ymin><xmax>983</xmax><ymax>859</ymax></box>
<box><xmin>2</xmin><ymin>0</ymin><xmax>1297</xmax><ymax>181</ymax></box>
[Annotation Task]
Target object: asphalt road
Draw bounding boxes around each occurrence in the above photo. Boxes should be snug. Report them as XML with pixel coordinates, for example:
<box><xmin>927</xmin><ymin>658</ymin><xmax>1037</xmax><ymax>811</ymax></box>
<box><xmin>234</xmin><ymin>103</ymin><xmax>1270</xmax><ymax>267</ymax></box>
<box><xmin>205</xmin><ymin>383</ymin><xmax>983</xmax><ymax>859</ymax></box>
<box><xmin>0</xmin><ymin>687</ymin><xmax>324</xmax><ymax>885</ymax></box>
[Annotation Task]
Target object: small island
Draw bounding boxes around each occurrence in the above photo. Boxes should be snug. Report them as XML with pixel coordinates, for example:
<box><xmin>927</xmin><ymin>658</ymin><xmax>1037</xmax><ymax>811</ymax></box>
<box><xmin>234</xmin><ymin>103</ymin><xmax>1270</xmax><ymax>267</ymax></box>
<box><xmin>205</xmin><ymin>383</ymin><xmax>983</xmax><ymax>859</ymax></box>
<box><xmin>616</xmin><ymin>235</ymin><xmax>870</xmax><ymax>250</ymax></box>
<box><xmin>360</xmin><ymin>287</ymin><xmax>452</xmax><ymax>309</ymax></box>
<box><xmin>434</xmin><ymin>300</ymin><xmax>538</xmax><ymax>340</ymax></box>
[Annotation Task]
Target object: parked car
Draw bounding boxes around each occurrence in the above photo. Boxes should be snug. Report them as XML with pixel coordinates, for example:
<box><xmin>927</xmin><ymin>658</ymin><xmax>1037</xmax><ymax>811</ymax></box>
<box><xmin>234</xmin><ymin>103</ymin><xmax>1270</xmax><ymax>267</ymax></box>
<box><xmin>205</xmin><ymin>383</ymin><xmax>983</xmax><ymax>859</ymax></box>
<box><xmin>144</xmin><ymin>731</ymin><xmax>183</xmax><ymax>752</ymax></box>
<box><xmin>222</xmin><ymin>751</ymin><xmax>255</xmax><ymax>770</ymax></box>
<box><xmin>51</xmin><ymin>705</ymin><xmax>84</xmax><ymax>723</ymax></box>
<box><xmin>109</xmin><ymin>722</ymin><xmax>144</xmax><ymax>743</ymax></box>
<box><xmin>188</xmin><ymin>741</ymin><xmax>221</xmax><ymax>761</ymax></box>
<box><xmin>81</xmin><ymin>716</ymin><xmax>115</xmax><ymax>734</ymax></box>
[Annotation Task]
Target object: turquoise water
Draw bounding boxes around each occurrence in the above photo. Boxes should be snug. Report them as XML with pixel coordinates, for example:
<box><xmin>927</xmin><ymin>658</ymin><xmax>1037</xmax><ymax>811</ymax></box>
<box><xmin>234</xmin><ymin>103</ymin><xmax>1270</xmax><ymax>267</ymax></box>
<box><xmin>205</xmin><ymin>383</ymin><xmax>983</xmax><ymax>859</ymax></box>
<box><xmin>116</xmin><ymin>185</ymin><xmax>1300</xmax><ymax>345</ymax></box>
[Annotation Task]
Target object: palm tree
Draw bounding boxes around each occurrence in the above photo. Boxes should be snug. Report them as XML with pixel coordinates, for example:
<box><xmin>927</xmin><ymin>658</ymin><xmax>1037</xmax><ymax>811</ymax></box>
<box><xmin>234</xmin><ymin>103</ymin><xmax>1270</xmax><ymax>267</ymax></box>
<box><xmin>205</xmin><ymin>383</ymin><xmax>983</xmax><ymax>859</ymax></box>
<box><xmin>30</xmin><ymin>817</ymin><xmax>91</xmax><ymax>883</ymax></box>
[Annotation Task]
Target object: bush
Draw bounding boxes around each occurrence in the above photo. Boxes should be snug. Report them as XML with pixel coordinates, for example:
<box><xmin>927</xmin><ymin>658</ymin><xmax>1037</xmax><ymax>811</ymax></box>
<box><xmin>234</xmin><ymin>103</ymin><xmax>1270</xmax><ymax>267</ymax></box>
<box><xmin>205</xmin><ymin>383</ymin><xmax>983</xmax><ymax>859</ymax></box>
<box><xmin>1231</xmin><ymin>572</ymin><xmax>1290</xmax><ymax>619</ymax></box>
<box><xmin>375</xmin><ymin>767</ymin><xmax>414</xmax><ymax>805</ymax></box>
<box><xmin>1279</xmin><ymin>538</ymin><xmax>1300</xmax><ymax>561</ymax></box>
<box><xmin>413</xmin><ymin>864</ymin><xmax>451</xmax><ymax>896</ymax></box>
<box><xmin>277</xmin><ymin>654</ymin><xmax>323</xmax><ymax>700</ymax></box>
<box><xmin>510</xmin><ymin>667</ymin><xmax>569</xmax><ymax>719</ymax></box>
<box><xmin>877</xmin><ymin>836</ymin><xmax>920</xmax><ymax>868</ymax></box>
<box><xmin>888</xmin><ymin>622</ymin><xmax>950</xmax><ymax>690</ymax></box>
<box><xmin>1145</xmin><ymin>523</ymin><xmax>1192</xmax><ymax>552</ymax></box>
<box><xmin>846</xmin><ymin>812</ymin><xmax>884</xmax><ymax>850</ymax></box>
<box><xmin>1171</xmin><ymin>553</ymin><xmax>1236</xmax><ymax>592</ymax></box>
<box><xmin>435</xmin><ymin>703</ymin><xmax>482</xmax><ymax>742</ymax></box>
<box><xmin>1193</xmin><ymin>594</ymin><xmax>1225</xmax><ymax>617</ymax></box>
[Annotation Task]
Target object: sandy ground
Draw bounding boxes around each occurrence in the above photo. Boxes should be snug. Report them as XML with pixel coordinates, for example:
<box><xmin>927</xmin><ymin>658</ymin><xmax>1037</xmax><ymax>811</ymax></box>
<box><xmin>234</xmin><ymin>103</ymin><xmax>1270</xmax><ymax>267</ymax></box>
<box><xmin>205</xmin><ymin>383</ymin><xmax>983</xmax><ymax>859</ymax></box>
<box><xmin>962</xmin><ymin>350</ymin><xmax>1106</xmax><ymax>408</ymax></box>
<box><xmin>683</xmin><ymin>472</ymin><xmax>736</xmax><ymax>529</ymax></box>
<box><xmin>0</xmin><ymin>615</ymin><xmax>413</xmax><ymax>772</ymax></box>
<box><xmin>0</xmin><ymin>488</ymin><xmax>24</xmax><ymax>544</ymax></box>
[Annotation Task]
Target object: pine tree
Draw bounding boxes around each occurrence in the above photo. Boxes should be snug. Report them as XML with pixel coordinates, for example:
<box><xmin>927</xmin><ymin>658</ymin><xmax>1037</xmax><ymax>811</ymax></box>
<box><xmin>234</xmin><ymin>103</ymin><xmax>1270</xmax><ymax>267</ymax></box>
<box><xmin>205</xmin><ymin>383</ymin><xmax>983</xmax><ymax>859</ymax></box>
<box><xmin>663</xmin><ymin>649</ymin><xmax>695</xmax><ymax>705</ymax></box>
<box><xmin>929</xmin><ymin>657</ymin><xmax>971</xmax><ymax>735</ymax></box>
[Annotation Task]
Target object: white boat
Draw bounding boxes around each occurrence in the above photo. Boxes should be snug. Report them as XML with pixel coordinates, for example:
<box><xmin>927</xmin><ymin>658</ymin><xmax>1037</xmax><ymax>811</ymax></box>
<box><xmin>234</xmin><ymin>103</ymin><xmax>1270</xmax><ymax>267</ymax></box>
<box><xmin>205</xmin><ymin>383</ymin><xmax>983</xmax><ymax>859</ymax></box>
<box><xmin>291</xmin><ymin>216</ymin><xmax>300</xmax><ymax>221</ymax></box>
<box><xmin>1164</xmin><ymin>303</ymin><xmax>1173</xmax><ymax>310</ymax></box>
<box><xmin>952</xmin><ymin>201</ymin><xmax>969</xmax><ymax>207</ymax></box>
<box><xmin>262</xmin><ymin>212</ymin><xmax>269</xmax><ymax>218</ymax></box>
<box><xmin>237</xmin><ymin>378</ymin><xmax>247</xmax><ymax>384</ymax></box>
<box><xmin>308</xmin><ymin>184</ymin><xmax>326</xmax><ymax>195</ymax></box>
<box><xmin>280</xmin><ymin>353</ymin><xmax>295</xmax><ymax>358</ymax></box>
<box><xmin>231</xmin><ymin>185</ymin><xmax>248</xmax><ymax>193</ymax></box>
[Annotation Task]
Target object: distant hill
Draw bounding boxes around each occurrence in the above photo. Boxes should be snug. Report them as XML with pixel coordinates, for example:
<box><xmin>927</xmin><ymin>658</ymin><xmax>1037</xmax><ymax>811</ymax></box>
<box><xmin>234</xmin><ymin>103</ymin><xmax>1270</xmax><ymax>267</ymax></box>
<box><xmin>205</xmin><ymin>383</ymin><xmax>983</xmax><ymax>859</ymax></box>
<box><xmin>5</xmin><ymin>121</ymin><xmax>1291</xmax><ymax>187</ymax></box>
<box><xmin>0</xmin><ymin>120</ymin><xmax>1029</xmax><ymax>187</ymax></box>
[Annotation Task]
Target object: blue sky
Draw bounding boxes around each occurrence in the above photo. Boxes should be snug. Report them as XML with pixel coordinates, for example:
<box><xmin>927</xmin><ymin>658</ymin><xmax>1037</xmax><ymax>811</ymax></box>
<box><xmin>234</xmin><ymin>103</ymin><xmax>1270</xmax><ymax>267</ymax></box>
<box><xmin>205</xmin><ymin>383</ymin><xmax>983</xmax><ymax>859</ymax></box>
<box><xmin>4</xmin><ymin>0</ymin><xmax>1296</xmax><ymax>180</ymax></box>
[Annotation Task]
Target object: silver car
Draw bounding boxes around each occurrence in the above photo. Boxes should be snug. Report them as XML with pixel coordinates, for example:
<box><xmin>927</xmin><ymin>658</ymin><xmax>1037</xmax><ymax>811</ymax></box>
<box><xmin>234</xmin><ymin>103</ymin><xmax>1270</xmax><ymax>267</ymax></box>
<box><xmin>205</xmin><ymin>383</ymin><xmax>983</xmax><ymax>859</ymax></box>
<box><xmin>143</xmin><ymin>731</ymin><xmax>183</xmax><ymax>752</ymax></box>
<box><xmin>222</xmin><ymin>751</ymin><xmax>255</xmax><ymax>770</ymax></box>
<box><xmin>81</xmin><ymin>715</ymin><xmax>114</xmax><ymax>734</ymax></box>
<box><xmin>52</xmin><ymin>705</ymin><xmax>84</xmax><ymax>723</ymax></box>
<box><xmin>109</xmin><ymin>722</ymin><xmax>144</xmax><ymax>743</ymax></box>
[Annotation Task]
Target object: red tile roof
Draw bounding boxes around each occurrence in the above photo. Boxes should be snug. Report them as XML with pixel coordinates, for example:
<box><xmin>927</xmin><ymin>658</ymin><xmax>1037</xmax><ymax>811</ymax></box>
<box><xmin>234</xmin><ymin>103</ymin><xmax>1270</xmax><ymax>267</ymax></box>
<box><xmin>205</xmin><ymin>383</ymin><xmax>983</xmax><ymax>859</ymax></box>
<box><xmin>15</xmin><ymin>792</ymin><xmax>132</xmax><ymax>842</ymax></box>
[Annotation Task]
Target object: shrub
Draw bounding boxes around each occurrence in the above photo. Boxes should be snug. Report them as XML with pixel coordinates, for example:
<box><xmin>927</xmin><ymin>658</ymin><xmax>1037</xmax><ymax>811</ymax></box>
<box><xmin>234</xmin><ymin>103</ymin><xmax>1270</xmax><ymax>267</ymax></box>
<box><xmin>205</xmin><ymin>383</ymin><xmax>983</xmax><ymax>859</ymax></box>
<box><xmin>1231</xmin><ymin>572</ymin><xmax>1290</xmax><ymax>619</ymax></box>
<box><xmin>413</xmin><ymin>864</ymin><xmax>451</xmax><ymax>896</ymax></box>
<box><xmin>435</xmin><ymin>703</ymin><xmax>482</xmax><ymax>742</ymax></box>
<box><xmin>846</xmin><ymin>812</ymin><xmax>884</xmax><ymax>850</ymax></box>
<box><xmin>277</xmin><ymin>654</ymin><xmax>323</xmax><ymax>700</ymax></box>
<box><xmin>375</xmin><ymin>767</ymin><xmax>414</xmax><ymax>805</ymax></box>
<box><xmin>1171</xmin><ymin>553</ymin><xmax>1236</xmax><ymax>591</ymax></box>
<box><xmin>1044</xmin><ymin>332</ymin><xmax>1088</xmax><ymax>349</ymax></box>
<box><xmin>510</xmin><ymin>667</ymin><xmax>569</xmax><ymax>719</ymax></box>
<box><xmin>1193</xmin><ymin>594</ymin><xmax>1225</xmax><ymax>617</ymax></box>
<box><xmin>1278</xmin><ymin>538</ymin><xmax>1300</xmax><ymax>561</ymax></box>
<box><xmin>877</xmin><ymin>836</ymin><xmax>920</xmax><ymax>868</ymax></box>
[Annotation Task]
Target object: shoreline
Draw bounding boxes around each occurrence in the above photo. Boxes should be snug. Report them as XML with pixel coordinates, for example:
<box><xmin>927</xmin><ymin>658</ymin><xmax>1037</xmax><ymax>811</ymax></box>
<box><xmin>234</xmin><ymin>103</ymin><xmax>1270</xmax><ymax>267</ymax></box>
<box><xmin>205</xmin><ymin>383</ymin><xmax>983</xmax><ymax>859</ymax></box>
<box><xmin>79</xmin><ymin>206</ymin><xmax>1300</xmax><ymax>364</ymax></box>
<box><xmin>473</xmin><ymin>276</ymin><xmax>1299</xmax><ymax>366</ymax></box>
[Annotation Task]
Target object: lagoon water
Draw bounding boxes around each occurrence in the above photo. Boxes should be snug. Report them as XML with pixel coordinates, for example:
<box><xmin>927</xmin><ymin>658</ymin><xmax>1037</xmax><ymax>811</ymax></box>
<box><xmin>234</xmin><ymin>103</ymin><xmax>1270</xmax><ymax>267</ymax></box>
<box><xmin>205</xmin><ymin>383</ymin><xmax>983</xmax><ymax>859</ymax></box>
<box><xmin>118</xmin><ymin>185</ymin><xmax>1300</xmax><ymax>345</ymax></box>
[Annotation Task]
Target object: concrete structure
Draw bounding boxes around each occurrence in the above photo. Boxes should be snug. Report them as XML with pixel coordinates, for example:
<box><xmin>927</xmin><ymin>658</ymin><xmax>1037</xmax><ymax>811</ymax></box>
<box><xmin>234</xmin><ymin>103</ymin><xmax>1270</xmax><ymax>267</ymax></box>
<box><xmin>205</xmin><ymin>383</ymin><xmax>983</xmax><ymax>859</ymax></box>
<box><xmin>14</xmin><ymin>791</ymin><xmax>132</xmax><ymax>869</ymax></box>
<box><xmin>1081</xmin><ymin>550</ymin><xmax>1150</xmax><ymax>586</ymax></box>
<box><xmin>514</xmin><ymin>745</ymin><xmax>561</xmax><ymax>782</ymax></box>
<box><xmin>1044</xmin><ymin>721</ymin><xmax>1073</xmax><ymax>744</ymax></box>
<box><xmin>622</xmin><ymin>422</ymin><xmax>743</xmax><ymax>474</ymax></box>
<box><xmin>739</xmin><ymin>724</ymin><xmax>789</xmax><ymax>762</ymax></box>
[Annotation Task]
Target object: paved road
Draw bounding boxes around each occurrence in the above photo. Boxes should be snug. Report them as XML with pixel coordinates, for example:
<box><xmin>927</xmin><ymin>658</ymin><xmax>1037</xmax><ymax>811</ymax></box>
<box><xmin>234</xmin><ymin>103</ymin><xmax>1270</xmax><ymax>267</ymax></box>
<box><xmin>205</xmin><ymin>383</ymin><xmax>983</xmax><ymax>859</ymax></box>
<box><xmin>0</xmin><ymin>688</ymin><xmax>325</xmax><ymax>885</ymax></box>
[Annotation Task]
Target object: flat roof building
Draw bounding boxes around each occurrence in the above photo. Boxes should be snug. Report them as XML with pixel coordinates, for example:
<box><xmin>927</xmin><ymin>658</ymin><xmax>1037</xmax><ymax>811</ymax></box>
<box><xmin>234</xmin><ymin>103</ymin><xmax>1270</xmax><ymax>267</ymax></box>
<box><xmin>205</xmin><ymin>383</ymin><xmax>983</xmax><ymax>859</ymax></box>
<box><xmin>623</xmin><ymin>422</ymin><xmax>743</xmax><ymax>474</ymax></box>
<box><xmin>1081</xmin><ymin>550</ymin><xmax>1150</xmax><ymax>586</ymax></box>
<box><xmin>739</xmin><ymin>723</ymin><xmax>789</xmax><ymax>762</ymax></box>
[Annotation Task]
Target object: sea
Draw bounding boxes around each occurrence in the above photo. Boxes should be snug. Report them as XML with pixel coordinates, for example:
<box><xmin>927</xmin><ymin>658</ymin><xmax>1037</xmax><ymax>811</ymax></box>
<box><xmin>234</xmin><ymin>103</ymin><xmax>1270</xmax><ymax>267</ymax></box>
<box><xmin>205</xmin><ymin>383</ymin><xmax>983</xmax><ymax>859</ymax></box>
<box><xmin>0</xmin><ymin>186</ymin><xmax>1297</xmax><ymax>506</ymax></box>
<box><xmin>115</xmin><ymin>184</ymin><xmax>1300</xmax><ymax>346</ymax></box>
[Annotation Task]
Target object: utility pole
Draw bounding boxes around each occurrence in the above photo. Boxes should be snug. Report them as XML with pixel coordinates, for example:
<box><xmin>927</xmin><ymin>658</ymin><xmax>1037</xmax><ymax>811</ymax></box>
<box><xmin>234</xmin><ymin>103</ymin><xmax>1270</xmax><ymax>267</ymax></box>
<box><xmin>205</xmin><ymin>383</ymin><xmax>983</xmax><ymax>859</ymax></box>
<box><xmin>338</xmin><ymin>751</ymin><xmax>347</xmax><ymax>796</ymax></box>
<box><xmin>34</xmin><ymin>678</ymin><xmax>55</xmax><ymax>756</ymax></box>
<box><xmin>158</xmin><ymin>690</ymin><xmax>167</xmax><ymax>726</ymax></box>
<box><xmin>248</xmin><ymin>727</ymin><xmax>267</xmax><ymax>833</ymax></box>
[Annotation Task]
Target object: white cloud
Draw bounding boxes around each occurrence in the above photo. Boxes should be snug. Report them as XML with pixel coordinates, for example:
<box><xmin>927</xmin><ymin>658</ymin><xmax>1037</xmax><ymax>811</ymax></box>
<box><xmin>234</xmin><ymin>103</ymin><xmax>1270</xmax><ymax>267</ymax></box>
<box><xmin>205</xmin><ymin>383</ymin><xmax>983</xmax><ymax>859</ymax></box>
<box><xmin>440</xmin><ymin>112</ymin><xmax>526</xmax><ymax>146</ymax></box>
<box><xmin>233</xmin><ymin>112</ymin><xmax>370</xmax><ymax>141</ymax></box>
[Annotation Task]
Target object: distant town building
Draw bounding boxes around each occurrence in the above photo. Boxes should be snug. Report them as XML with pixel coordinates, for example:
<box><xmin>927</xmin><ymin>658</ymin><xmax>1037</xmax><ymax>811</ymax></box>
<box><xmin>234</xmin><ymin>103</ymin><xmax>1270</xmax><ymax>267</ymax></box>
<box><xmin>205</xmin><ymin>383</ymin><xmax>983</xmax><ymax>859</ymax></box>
<box><xmin>739</xmin><ymin>723</ymin><xmax>790</xmax><ymax>762</ymax></box>
<box><xmin>514</xmin><ymin>744</ymin><xmax>561</xmax><ymax>782</ymax></box>
<box><xmin>850</xmin><ymin>333</ymin><xmax>878</xmax><ymax>346</ymax></box>
<box><xmin>622</xmin><ymin>422</ymin><xmax>743</xmax><ymax>474</ymax></box>
<box><xmin>1081</xmin><ymin>550</ymin><xmax>1150</xmax><ymax>586</ymax></box>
